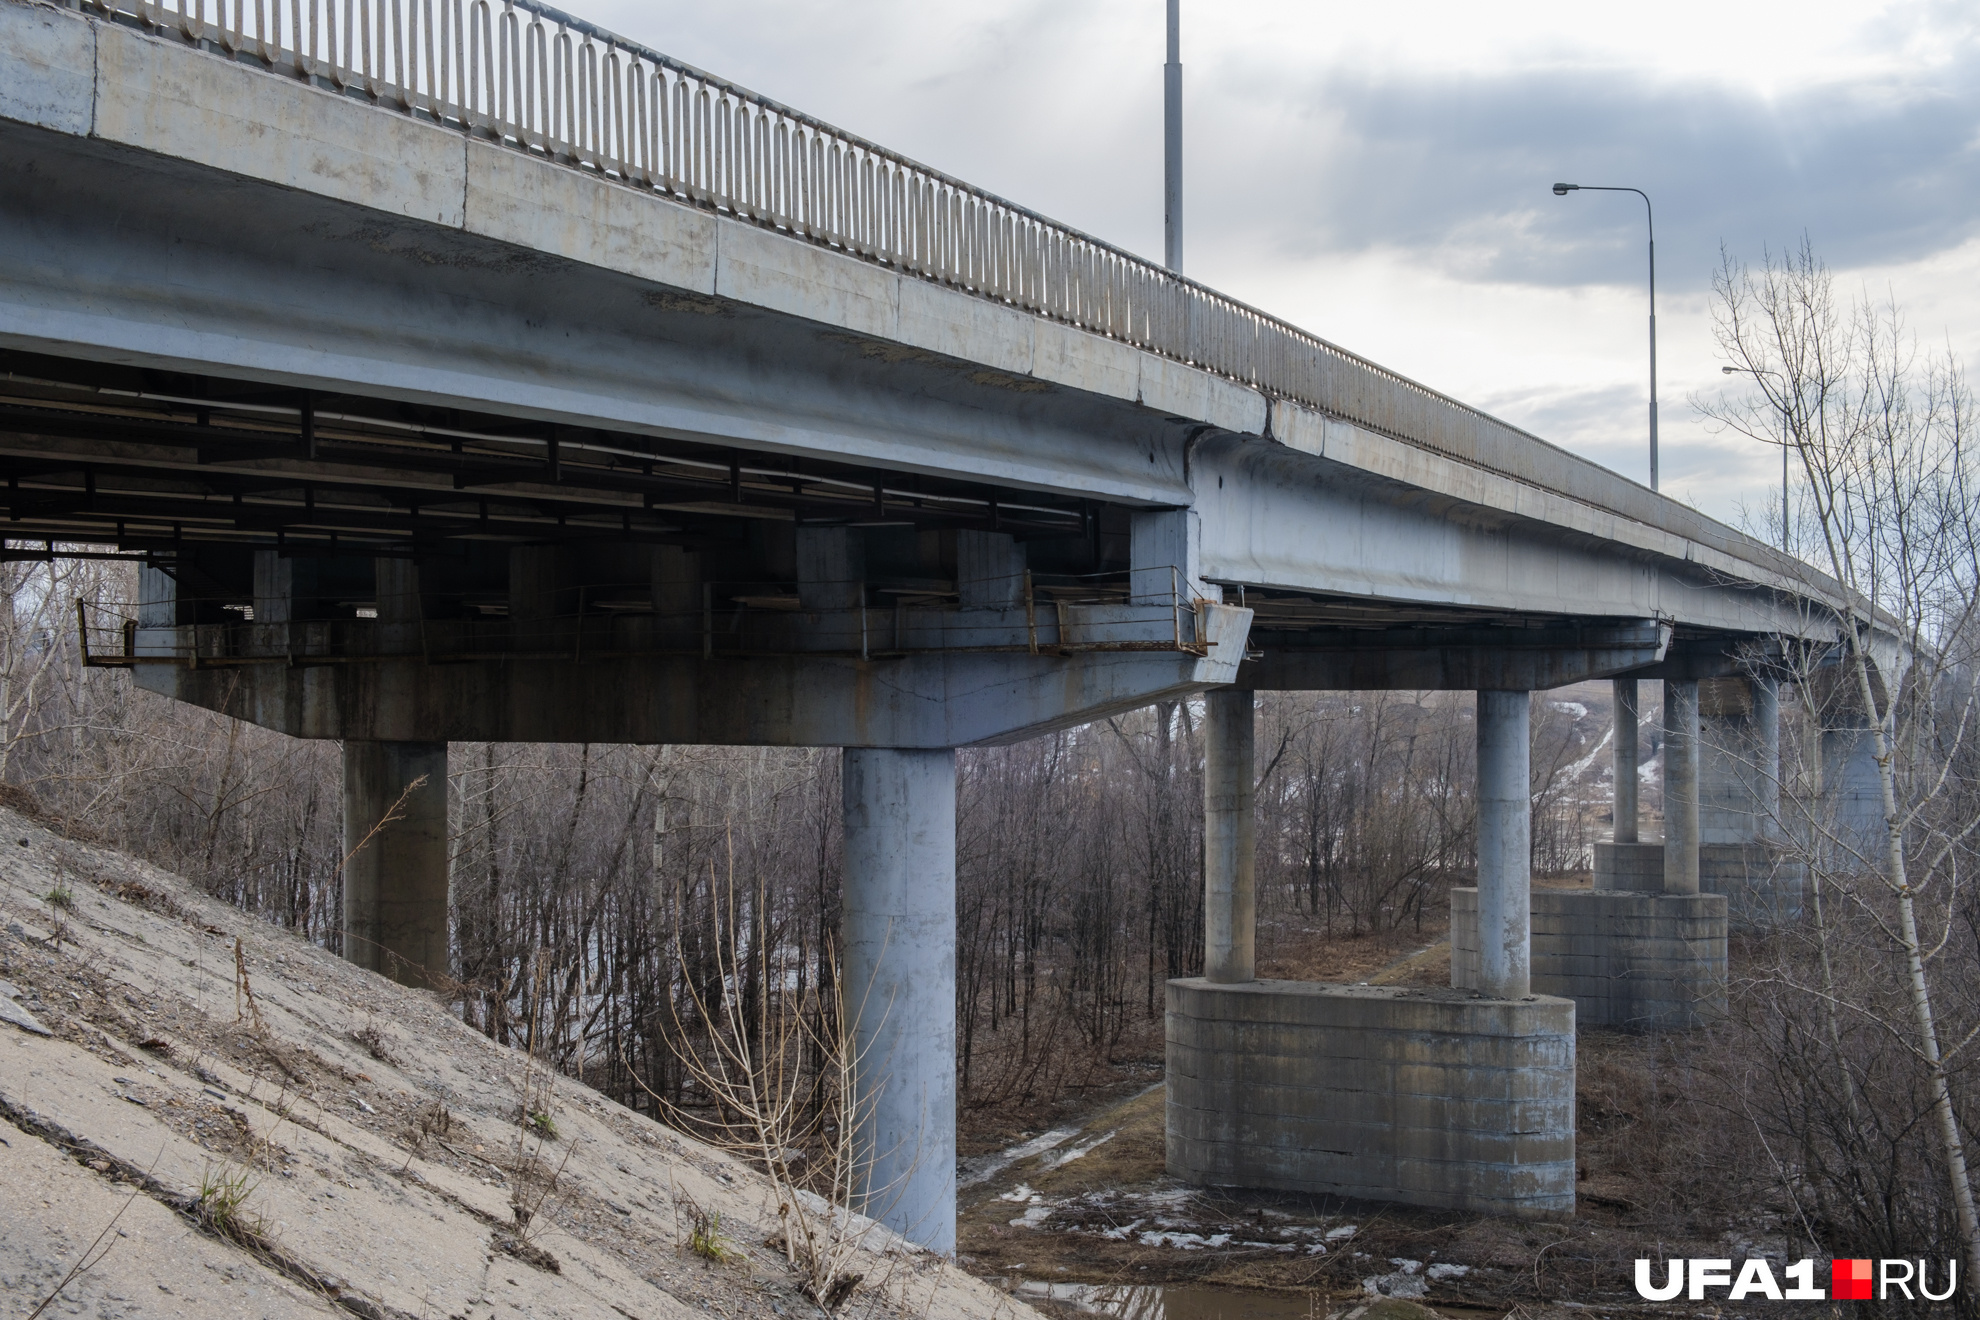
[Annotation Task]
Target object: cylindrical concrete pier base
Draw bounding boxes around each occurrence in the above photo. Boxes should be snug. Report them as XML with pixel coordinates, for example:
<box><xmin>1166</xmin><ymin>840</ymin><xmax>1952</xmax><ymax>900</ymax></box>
<box><xmin>841</xmin><ymin>747</ymin><xmax>957</xmax><ymax>1255</ymax></box>
<box><xmin>1203</xmin><ymin>689</ymin><xmax>1256</xmax><ymax>984</ymax></box>
<box><xmin>1663</xmin><ymin>680</ymin><xmax>1701</xmax><ymax>895</ymax></box>
<box><xmin>342</xmin><ymin>740</ymin><xmax>450</xmax><ymax>987</ymax></box>
<box><xmin>1611</xmin><ymin>678</ymin><xmax>1639</xmax><ymax>843</ymax></box>
<box><xmin>1476</xmin><ymin>690</ymin><xmax>1531</xmax><ymax>999</ymax></box>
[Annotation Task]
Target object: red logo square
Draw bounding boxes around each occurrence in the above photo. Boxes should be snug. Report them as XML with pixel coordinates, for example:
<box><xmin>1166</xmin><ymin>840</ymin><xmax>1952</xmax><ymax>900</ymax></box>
<box><xmin>1833</xmin><ymin>1259</ymin><xmax>1874</xmax><ymax>1300</ymax></box>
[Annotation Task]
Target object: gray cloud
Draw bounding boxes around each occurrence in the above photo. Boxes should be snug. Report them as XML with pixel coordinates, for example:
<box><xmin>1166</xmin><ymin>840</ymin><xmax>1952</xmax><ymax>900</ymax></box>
<box><xmin>1189</xmin><ymin>49</ymin><xmax>1980</xmax><ymax>295</ymax></box>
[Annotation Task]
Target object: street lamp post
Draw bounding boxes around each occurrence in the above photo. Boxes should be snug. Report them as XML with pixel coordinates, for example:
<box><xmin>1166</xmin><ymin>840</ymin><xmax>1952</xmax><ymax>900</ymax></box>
<box><xmin>1552</xmin><ymin>183</ymin><xmax>1658</xmax><ymax>491</ymax></box>
<box><xmin>1164</xmin><ymin>0</ymin><xmax>1182</xmax><ymax>274</ymax></box>
<box><xmin>1723</xmin><ymin>365</ymin><xmax>1791</xmax><ymax>554</ymax></box>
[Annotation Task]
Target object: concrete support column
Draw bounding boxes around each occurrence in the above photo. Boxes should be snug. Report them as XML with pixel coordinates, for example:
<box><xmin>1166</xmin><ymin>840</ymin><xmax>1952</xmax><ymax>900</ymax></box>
<box><xmin>841</xmin><ymin>747</ymin><xmax>957</xmax><ymax>1254</ymax></box>
<box><xmin>1611</xmin><ymin>678</ymin><xmax>1639</xmax><ymax>843</ymax></box>
<box><xmin>1475</xmin><ymin>690</ymin><xmax>1531</xmax><ymax>999</ymax></box>
<box><xmin>1663</xmin><ymin>679</ymin><xmax>1701</xmax><ymax>894</ymax></box>
<box><xmin>1753</xmin><ymin>675</ymin><xmax>1782</xmax><ymax>839</ymax></box>
<box><xmin>1203</xmin><ymin>689</ymin><xmax>1256</xmax><ymax>984</ymax></box>
<box><xmin>342</xmin><ymin>740</ymin><xmax>450</xmax><ymax>987</ymax></box>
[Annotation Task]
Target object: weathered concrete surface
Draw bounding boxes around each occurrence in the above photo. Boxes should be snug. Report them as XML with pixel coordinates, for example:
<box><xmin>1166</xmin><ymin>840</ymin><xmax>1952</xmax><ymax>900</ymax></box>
<box><xmin>137</xmin><ymin>611</ymin><xmax>1253</xmax><ymax>749</ymax></box>
<box><xmin>1165</xmin><ymin>979</ymin><xmax>1575</xmax><ymax>1218</ymax></box>
<box><xmin>1453</xmin><ymin>888</ymin><xmax>1728</xmax><ymax>1030</ymax></box>
<box><xmin>342</xmin><ymin>739</ymin><xmax>450</xmax><ymax>987</ymax></box>
<box><xmin>1475</xmin><ymin>692</ymin><xmax>1532</xmax><ymax>999</ymax></box>
<box><xmin>842</xmin><ymin>747</ymin><xmax>958</xmax><ymax>1253</ymax></box>
<box><xmin>1699</xmin><ymin>676</ymin><xmax>1781</xmax><ymax>846</ymax></box>
<box><xmin>1662</xmin><ymin>680</ymin><xmax>1701</xmax><ymax>896</ymax></box>
<box><xmin>1240</xmin><ymin>622</ymin><xmax>1670</xmax><ymax>692</ymax></box>
<box><xmin>0</xmin><ymin>805</ymin><xmax>1028</xmax><ymax>1319</ymax></box>
<box><xmin>1593</xmin><ymin>841</ymin><xmax>1665</xmax><ymax>891</ymax></box>
<box><xmin>1597</xmin><ymin>838</ymin><xmax>1804</xmax><ymax>930</ymax></box>
<box><xmin>1202</xmin><ymin>690</ymin><xmax>1256</xmax><ymax>984</ymax></box>
<box><xmin>1700</xmin><ymin>842</ymin><xmax>1807</xmax><ymax>928</ymax></box>
<box><xmin>0</xmin><ymin>0</ymin><xmax>1848</xmax><ymax>644</ymax></box>
<box><xmin>1612</xmin><ymin>679</ymin><xmax>1640</xmax><ymax>843</ymax></box>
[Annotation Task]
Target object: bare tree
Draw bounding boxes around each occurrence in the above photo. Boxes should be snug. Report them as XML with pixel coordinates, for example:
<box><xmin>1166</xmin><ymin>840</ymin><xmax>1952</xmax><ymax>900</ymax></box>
<box><xmin>1703</xmin><ymin>238</ymin><xmax>1980</xmax><ymax>1282</ymax></box>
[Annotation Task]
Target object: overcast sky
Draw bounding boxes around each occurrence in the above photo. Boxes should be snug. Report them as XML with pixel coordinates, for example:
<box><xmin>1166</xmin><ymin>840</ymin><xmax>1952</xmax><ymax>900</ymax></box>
<box><xmin>583</xmin><ymin>0</ymin><xmax>1980</xmax><ymax>531</ymax></box>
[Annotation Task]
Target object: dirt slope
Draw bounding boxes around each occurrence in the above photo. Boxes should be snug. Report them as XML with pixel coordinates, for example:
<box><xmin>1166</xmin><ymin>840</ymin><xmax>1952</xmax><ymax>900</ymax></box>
<box><xmin>0</xmin><ymin>806</ymin><xmax>1033</xmax><ymax>1320</ymax></box>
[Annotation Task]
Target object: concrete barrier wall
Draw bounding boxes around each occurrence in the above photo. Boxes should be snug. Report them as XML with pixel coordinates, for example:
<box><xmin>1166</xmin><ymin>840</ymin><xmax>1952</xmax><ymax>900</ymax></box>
<box><xmin>1453</xmin><ymin>888</ymin><xmax>1726</xmax><ymax>1029</ymax></box>
<box><xmin>1165</xmin><ymin>979</ymin><xmax>1575</xmax><ymax>1218</ymax></box>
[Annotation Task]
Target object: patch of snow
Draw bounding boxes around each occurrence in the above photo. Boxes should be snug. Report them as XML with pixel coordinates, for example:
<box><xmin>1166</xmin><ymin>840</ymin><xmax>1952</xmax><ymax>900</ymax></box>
<box><xmin>1427</xmin><ymin>1263</ymin><xmax>1470</xmax><ymax>1280</ymax></box>
<box><xmin>959</xmin><ymin>1127</ymin><xmax>1078</xmax><ymax>1189</ymax></box>
<box><xmin>1041</xmin><ymin>1128</ymin><xmax>1118</xmax><ymax>1171</ymax></box>
<box><xmin>997</xmin><ymin>1183</ymin><xmax>1039</xmax><ymax>1203</ymax></box>
<box><xmin>1137</xmin><ymin>1231</ymin><xmax>1231</xmax><ymax>1250</ymax></box>
<box><xmin>1325</xmin><ymin>1224</ymin><xmax>1359</xmax><ymax>1240</ymax></box>
<box><xmin>1363</xmin><ymin>1268</ymin><xmax>1428</xmax><ymax>1299</ymax></box>
<box><xmin>1010</xmin><ymin>1203</ymin><xmax>1054</xmax><ymax>1230</ymax></box>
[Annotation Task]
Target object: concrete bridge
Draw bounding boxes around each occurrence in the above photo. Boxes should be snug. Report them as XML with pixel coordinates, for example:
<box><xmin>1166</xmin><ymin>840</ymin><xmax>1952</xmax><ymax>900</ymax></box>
<box><xmin>0</xmin><ymin>0</ymin><xmax>1865</xmax><ymax>1246</ymax></box>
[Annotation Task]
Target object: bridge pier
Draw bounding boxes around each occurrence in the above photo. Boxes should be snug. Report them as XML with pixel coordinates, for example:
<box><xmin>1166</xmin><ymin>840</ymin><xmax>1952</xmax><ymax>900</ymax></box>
<box><xmin>1475</xmin><ymin>690</ymin><xmax>1533</xmax><ymax>999</ymax></box>
<box><xmin>1662</xmin><ymin>679</ymin><xmax>1702</xmax><ymax>894</ymax></box>
<box><xmin>841</xmin><ymin>747</ymin><xmax>958</xmax><ymax>1254</ymax></box>
<box><xmin>1171</xmin><ymin>684</ymin><xmax>1575</xmax><ymax>1218</ymax></box>
<box><xmin>1202</xmin><ymin>689</ymin><xmax>1256</xmax><ymax>985</ymax></box>
<box><xmin>1592</xmin><ymin>679</ymin><xmax>1661</xmax><ymax>887</ymax></box>
<box><xmin>342</xmin><ymin>739</ymin><xmax>451</xmax><ymax>987</ymax></box>
<box><xmin>1483</xmin><ymin>676</ymin><xmax>1729</xmax><ymax>1029</ymax></box>
<box><xmin>1698</xmin><ymin>675</ymin><xmax>1805</xmax><ymax>926</ymax></box>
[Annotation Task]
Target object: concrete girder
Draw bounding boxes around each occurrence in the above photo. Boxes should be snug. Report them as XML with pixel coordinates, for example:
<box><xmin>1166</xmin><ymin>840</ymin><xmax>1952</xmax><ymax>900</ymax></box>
<box><xmin>132</xmin><ymin>606</ymin><xmax>1252</xmax><ymax>748</ymax></box>
<box><xmin>1237</xmin><ymin>621</ymin><xmax>1670</xmax><ymax>691</ymax></box>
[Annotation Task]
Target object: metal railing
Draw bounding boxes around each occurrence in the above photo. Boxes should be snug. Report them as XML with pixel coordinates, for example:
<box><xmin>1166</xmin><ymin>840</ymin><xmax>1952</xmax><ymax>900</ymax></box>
<box><xmin>63</xmin><ymin>0</ymin><xmax>1717</xmax><ymax>541</ymax></box>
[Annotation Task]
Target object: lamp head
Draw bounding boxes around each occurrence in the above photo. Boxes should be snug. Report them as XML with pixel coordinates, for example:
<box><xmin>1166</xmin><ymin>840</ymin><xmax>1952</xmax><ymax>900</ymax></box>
<box><xmin>1551</xmin><ymin>182</ymin><xmax>1578</xmax><ymax>195</ymax></box>
<box><xmin>1722</xmin><ymin>366</ymin><xmax>1738</xmax><ymax>374</ymax></box>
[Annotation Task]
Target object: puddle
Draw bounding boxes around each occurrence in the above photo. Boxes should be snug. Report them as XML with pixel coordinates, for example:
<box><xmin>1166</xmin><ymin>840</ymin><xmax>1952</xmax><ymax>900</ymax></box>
<box><xmin>1016</xmin><ymin>1282</ymin><xmax>1323</xmax><ymax>1319</ymax></box>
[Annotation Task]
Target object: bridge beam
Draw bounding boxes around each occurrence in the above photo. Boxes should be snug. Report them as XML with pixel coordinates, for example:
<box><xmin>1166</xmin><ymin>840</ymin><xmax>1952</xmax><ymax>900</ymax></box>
<box><xmin>1239</xmin><ymin>621</ymin><xmax>1670</xmax><ymax>691</ymax></box>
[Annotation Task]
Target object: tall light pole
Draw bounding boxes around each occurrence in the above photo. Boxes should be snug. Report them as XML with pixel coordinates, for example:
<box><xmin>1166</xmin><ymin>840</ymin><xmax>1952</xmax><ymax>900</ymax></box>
<box><xmin>1552</xmin><ymin>183</ymin><xmax>1657</xmax><ymax>491</ymax></box>
<box><xmin>1164</xmin><ymin>0</ymin><xmax>1182</xmax><ymax>274</ymax></box>
<box><xmin>1724</xmin><ymin>365</ymin><xmax>1791</xmax><ymax>554</ymax></box>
